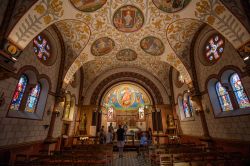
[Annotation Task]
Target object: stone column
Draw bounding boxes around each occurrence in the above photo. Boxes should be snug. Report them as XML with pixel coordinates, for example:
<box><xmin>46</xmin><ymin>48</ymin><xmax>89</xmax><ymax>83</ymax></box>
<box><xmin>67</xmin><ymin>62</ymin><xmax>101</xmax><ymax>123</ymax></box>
<box><xmin>191</xmin><ymin>94</ymin><xmax>210</xmax><ymax>138</ymax></box>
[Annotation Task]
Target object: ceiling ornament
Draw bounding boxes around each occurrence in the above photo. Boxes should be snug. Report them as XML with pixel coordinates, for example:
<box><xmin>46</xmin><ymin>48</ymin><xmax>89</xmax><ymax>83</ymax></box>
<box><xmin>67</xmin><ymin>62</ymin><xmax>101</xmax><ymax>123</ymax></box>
<box><xmin>140</xmin><ymin>36</ymin><xmax>165</xmax><ymax>56</ymax></box>
<box><xmin>167</xmin><ymin>19</ymin><xmax>203</xmax><ymax>67</ymax></box>
<box><xmin>70</xmin><ymin>0</ymin><xmax>107</xmax><ymax>12</ymax></box>
<box><xmin>113</xmin><ymin>5</ymin><xmax>144</xmax><ymax>33</ymax></box>
<box><xmin>116</xmin><ymin>49</ymin><xmax>137</xmax><ymax>61</ymax></box>
<box><xmin>91</xmin><ymin>37</ymin><xmax>115</xmax><ymax>56</ymax></box>
<box><xmin>153</xmin><ymin>0</ymin><xmax>191</xmax><ymax>13</ymax></box>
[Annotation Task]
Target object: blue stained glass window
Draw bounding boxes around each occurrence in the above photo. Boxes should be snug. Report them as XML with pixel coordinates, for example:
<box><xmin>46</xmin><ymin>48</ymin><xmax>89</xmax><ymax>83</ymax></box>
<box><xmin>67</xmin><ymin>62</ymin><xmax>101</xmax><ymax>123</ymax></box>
<box><xmin>230</xmin><ymin>73</ymin><xmax>250</xmax><ymax>108</ymax></box>
<box><xmin>9</xmin><ymin>75</ymin><xmax>28</xmax><ymax>111</ymax></box>
<box><xmin>183</xmin><ymin>96</ymin><xmax>192</xmax><ymax>118</ymax></box>
<box><xmin>215</xmin><ymin>82</ymin><xmax>233</xmax><ymax>112</ymax></box>
<box><xmin>25</xmin><ymin>83</ymin><xmax>41</xmax><ymax>113</ymax></box>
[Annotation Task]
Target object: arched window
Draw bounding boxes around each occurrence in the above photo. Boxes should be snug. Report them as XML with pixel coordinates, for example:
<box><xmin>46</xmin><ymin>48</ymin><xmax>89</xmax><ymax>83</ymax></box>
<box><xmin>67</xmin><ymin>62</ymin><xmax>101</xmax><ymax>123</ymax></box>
<box><xmin>215</xmin><ymin>82</ymin><xmax>233</xmax><ymax>112</ymax></box>
<box><xmin>183</xmin><ymin>96</ymin><xmax>193</xmax><ymax>118</ymax></box>
<box><xmin>9</xmin><ymin>75</ymin><xmax>28</xmax><ymax>111</ymax></box>
<box><xmin>25</xmin><ymin>83</ymin><xmax>41</xmax><ymax>113</ymax></box>
<box><xmin>230</xmin><ymin>73</ymin><xmax>250</xmax><ymax>108</ymax></box>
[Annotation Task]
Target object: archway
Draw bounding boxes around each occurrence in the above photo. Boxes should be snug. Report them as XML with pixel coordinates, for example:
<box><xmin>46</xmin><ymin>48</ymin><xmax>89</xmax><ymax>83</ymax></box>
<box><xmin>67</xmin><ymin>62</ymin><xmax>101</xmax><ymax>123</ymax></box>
<box><xmin>99</xmin><ymin>82</ymin><xmax>155</xmax><ymax>143</ymax></box>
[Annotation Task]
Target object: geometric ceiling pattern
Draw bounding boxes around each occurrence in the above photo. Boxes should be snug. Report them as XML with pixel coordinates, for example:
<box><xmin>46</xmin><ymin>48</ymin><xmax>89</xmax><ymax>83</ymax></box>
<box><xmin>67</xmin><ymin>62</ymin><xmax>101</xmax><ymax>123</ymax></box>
<box><xmin>7</xmin><ymin>0</ymin><xmax>250</xmax><ymax>90</ymax></box>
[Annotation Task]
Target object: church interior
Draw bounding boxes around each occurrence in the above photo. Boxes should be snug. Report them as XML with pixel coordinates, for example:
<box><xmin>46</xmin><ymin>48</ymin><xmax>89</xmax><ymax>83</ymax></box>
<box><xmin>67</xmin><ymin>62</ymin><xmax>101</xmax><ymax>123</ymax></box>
<box><xmin>0</xmin><ymin>0</ymin><xmax>250</xmax><ymax>165</ymax></box>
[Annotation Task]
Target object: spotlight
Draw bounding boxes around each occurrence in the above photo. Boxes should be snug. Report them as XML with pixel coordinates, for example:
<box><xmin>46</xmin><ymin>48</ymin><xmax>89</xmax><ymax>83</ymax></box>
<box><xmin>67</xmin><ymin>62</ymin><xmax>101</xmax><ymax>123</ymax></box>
<box><xmin>243</xmin><ymin>56</ymin><xmax>249</xmax><ymax>61</ymax></box>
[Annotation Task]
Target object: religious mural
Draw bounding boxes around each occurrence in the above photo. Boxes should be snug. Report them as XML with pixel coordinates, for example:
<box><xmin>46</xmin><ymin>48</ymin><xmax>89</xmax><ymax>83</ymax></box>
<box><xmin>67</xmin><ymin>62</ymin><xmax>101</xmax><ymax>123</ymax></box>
<box><xmin>153</xmin><ymin>0</ymin><xmax>191</xmax><ymax>13</ymax></box>
<box><xmin>113</xmin><ymin>5</ymin><xmax>144</xmax><ymax>33</ymax></box>
<box><xmin>140</xmin><ymin>36</ymin><xmax>165</xmax><ymax>56</ymax></box>
<box><xmin>116</xmin><ymin>49</ymin><xmax>137</xmax><ymax>61</ymax></box>
<box><xmin>102</xmin><ymin>83</ymin><xmax>151</xmax><ymax>111</ymax></box>
<box><xmin>91</xmin><ymin>37</ymin><xmax>115</xmax><ymax>56</ymax></box>
<box><xmin>70</xmin><ymin>0</ymin><xmax>107</xmax><ymax>12</ymax></box>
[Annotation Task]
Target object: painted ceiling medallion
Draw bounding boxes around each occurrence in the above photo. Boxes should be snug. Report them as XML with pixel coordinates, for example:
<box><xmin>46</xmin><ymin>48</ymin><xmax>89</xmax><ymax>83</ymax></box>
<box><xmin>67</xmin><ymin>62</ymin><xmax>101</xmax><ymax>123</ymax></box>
<box><xmin>70</xmin><ymin>0</ymin><xmax>107</xmax><ymax>12</ymax></box>
<box><xmin>140</xmin><ymin>36</ymin><xmax>165</xmax><ymax>56</ymax></box>
<box><xmin>153</xmin><ymin>0</ymin><xmax>191</xmax><ymax>13</ymax></box>
<box><xmin>91</xmin><ymin>37</ymin><xmax>115</xmax><ymax>56</ymax></box>
<box><xmin>116</xmin><ymin>49</ymin><xmax>137</xmax><ymax>61</ymax></box>
<box><xmin>113</xmin><ymin>5</ymin><xmax>144</xmax><ymax>33</ymax></box>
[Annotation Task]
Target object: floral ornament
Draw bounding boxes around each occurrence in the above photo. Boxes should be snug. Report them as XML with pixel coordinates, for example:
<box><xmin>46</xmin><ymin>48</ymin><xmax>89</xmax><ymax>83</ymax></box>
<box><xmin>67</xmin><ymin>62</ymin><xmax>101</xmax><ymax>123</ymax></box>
<box><xmin>34</xmin><ymin>0</ymin><xmax>64</xmax><ymax>25</ymax></box>
<box><xmin>195</xmin><ymin>0</ymin><xmax>244</xmax><ymax>43</ymax></box>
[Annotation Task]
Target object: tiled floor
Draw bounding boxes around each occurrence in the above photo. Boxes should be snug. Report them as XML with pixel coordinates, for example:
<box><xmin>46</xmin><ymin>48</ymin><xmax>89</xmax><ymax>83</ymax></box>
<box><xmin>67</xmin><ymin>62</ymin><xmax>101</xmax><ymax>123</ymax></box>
<box><xmin>112</xmin><ymin>152</ymin><xmax>150</xmax><ymax>166</ymax></box>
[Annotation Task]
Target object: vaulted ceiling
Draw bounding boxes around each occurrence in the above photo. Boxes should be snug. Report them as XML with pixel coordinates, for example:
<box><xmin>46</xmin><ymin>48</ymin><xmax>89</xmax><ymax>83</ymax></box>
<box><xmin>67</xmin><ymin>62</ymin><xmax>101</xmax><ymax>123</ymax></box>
<box><xmin>6</xmin><ymin>0</ymin><xmax>250</xmax><ymax>94</ymax></box>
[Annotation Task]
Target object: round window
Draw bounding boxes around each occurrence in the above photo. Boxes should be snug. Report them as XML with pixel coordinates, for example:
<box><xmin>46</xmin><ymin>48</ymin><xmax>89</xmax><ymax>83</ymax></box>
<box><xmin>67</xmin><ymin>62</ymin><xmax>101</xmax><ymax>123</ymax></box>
<box><xmin>204</xmin><ymin>34</ymin><xmax>225</xmax><ymax>64</ymax></box>
<box><xmin>33</xmin><ymin>34</ymin><xmax>51</xmax><ymax>63</ymax></box>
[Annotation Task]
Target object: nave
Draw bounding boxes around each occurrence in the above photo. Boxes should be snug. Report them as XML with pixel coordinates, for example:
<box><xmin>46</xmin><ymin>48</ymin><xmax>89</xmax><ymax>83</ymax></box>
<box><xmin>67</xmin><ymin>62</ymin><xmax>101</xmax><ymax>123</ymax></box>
<box><xmin>12</xmin><ymin>140</ymin><xmax>250</xmax><ymax>166</ymax></box>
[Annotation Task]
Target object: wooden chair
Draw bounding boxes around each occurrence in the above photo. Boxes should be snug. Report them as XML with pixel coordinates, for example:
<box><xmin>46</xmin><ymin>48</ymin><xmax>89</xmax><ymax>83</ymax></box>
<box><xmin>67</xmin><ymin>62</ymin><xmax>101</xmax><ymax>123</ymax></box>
<box><xmin>159</xmin><ymin>154</ymin><xmax>172</xmax><ymax>166</ymax></box>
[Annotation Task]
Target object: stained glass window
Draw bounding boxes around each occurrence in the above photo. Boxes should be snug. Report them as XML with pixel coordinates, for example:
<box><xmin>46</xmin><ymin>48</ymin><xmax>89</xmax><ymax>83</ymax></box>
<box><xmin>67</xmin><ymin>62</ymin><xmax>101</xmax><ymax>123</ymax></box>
<box><xmin>9</xmin><ymin>75</ymin><xmax>28</xmax><ymax>111</ymax></box>
<box><xmin>230</xmin><ymin>73</ymin><xmax>250</xmax><ymax>108</ymax></box>
<box><xmin>33</xmin><ymin>34</ymin><xmax>51</xmax><ymax>61</ymax></box>
<box><xmin>205</xmin><ymin>34</ymin><xmax>224</xmax><ymax>62</ymax></box>
<box><xmin>215</xmin><ymin>82</ymin><xmax>233</xmax><ymax>112</ymax></box>
<box><xmin>183</xmin><ymin>96</ymin><xmax>193</xmax><ymax>118</ymax></box>
<box><xmin>25</xmin><ymin>83</ymin><xmax>41</xmax><ymax>113</ymax></box>
<box><xmin>107</xmin><ymin>107</ymin><xmax>114</xmax><ymax>120</ymax></box>
<box><xmin>139</xmin><ymin>106</ymin><xmax>144</xmax><ymax>119</ymax></box>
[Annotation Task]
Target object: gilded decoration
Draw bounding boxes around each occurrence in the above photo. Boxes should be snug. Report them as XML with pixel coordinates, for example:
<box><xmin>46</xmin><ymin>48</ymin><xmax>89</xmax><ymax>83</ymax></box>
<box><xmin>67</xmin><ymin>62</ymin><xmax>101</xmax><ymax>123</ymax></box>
<box><xmin>140</xmin><ymin>36</ymin><xmax>165</xmax><ymax>56</ymax></box>
<box><xmin>70</xmin><ymin>0</ymin><xmax>107</xmax><ymax>12</ymax></box>
<box><xmin>102</xmin><ymin>83</ymin><xmax>151</xmax><ymax>111</ymax></box>
<box><xmin>113</xmin><ymin>5</ymin><xmax>144</xmax><ymax>33</ymax></box>
<box><xmin>91</xmin><ymin>37</ymin><xmax>115</xmax><ymax>56</ymax></box>
<box><xmin>153</xmin><ymin>0</ymin><xmax>191</xmax><ymax>13</ymax></box>
<box><xmin>116</xmin><ymin>49</ymin><xmax>137</xmax><ymax>61</ymax></box>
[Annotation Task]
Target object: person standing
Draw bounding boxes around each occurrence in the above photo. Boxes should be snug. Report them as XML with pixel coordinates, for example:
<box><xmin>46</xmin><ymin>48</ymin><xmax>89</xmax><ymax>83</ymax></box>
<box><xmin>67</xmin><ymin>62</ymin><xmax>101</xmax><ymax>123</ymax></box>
<box><xmin>108</xmin><ymin>123</ymin><xmax>114</xmax><ymax>140</ymax></box>
<box><xmin>99</xmin><ymin>126</ymin><xmax>106</xmax><ymax>144</ymax></box>
<box><xmin>106</xmin><ymin>128</ymin><xmax>113</xmax><ymax>144</ymax></box>
<box><xmin>116</xmin><ymin>125</ymin><xmax>125</xmax><ymax>158</ymax></box>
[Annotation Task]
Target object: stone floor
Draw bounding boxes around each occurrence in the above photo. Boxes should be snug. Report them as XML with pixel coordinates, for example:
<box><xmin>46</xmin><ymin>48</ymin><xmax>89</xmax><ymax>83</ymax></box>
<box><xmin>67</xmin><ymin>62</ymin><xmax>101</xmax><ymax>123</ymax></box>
<box><xmin>112</xmin><ymin>151</ymin><xmax>150</xmax><ymax>166</ymax></box>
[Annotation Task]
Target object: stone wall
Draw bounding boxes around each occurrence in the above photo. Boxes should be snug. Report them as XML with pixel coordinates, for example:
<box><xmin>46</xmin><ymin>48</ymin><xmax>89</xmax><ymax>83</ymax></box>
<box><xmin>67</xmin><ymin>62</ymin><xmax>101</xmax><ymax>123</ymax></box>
<box><xmin>0</xmin><ymin>26</ymin><xmax>62</xmax><ymax>146</ymax></box>
<box><xmin>172</xmin><ymin>25</ymin><xmax>250</xmax><ymax>141</ymax></box>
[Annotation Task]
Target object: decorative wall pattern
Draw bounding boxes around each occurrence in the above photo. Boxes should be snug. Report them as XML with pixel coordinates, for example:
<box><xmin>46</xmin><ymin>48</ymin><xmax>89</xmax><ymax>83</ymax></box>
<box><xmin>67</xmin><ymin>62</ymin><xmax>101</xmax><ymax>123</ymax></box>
<box><xmin>116</xmin><ymin>49</ymin><xmax>137</xmax><ymax>61</ymax></box>
<box><xmin>167</xmin><ymin>19</ymin><xmax>203</xmax><ymax>67</ymax></box>
<box><xmin>82</xmin><ymin>57</ymin><xmax>171</xmax><ymax>95</ymax></box>
<box><xmin>55</xmin><ymin>20</ymin><xmax>90</xmax><ymax>70</ymax></box>
<box><xmin>195</xmin><ymin>0</ymin><xmax>245</xmax><ymax>44</ymax></box>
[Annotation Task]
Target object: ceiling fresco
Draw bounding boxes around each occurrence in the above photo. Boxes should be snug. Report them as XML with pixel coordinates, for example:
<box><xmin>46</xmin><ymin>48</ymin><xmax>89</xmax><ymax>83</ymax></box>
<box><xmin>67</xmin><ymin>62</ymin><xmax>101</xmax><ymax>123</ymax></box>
<box><xmin>70</xmin><ymin>0</ymin><xmax>107</xmax><ymax>12</ymax></box>
<box><xmin>140</xmin><ymin>36</ymin><xmax>165</xmax><ymax>56</ymax></box>
<box><xmin>6</xmin><ymin>0</ymin><xmax>250</xmax><ymax>89</ymax></box>
<box><xmin>102</xmin><ymin>82</ymin><xmax>151</xmax><ymax>111</ymax></box>
<box><xmin>153</xmin><ymin>0</ymin><xmax>192</xmax><ymax>13</ymax></box>
<box><xmin>81</xmin><ymin>57</ymin><xmax>171</xmax><ymax>96</ymax></box>
<box><xmin>116</xmin><ymin>49</ymin><xmax>137</xmax><ymax>61</ymax></box>
<box><xmin>113</xmin><ymin>5</ymin><xmax>144</xmax><ymax>33</ymax></box>
<box><xmin>91</xmin><ymin>37</ymin><xmax>115</xmax><ymax>56</ymax></box>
